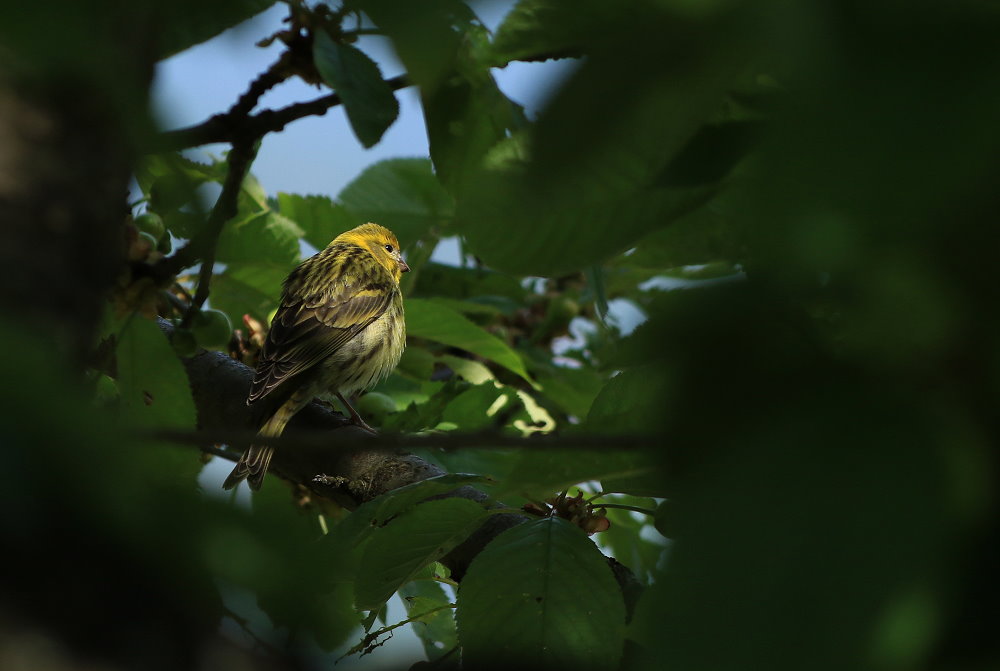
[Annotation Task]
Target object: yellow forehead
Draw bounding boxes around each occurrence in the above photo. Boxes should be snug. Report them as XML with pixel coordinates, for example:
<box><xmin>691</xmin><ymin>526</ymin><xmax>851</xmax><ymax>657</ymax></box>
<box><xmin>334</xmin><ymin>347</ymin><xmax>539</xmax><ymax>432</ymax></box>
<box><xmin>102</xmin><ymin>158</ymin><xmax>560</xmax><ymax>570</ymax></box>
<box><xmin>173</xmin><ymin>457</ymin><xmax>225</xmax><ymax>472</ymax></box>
<box><xmin>338</xmin><ymin>223</ymin><xmax>399</xmax><ymax>248</ymax></box>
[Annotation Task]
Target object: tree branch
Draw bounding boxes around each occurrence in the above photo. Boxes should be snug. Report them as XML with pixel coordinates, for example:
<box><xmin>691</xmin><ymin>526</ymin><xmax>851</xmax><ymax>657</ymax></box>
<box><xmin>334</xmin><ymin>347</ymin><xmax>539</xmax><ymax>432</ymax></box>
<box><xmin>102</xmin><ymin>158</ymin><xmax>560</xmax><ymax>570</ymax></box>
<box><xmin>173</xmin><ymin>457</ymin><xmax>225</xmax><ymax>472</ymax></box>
<box><xmin>154</xmin><ymin>74</ymin><xmax>411</xmax><ymax>153</ymax></box>
<box><xmin>178</xmin><ymin>141</ymin><xmax>258</xmax><ymax>327</ymax></box>
<box><xmin>177</xmin><ymin>338</ymin><xmax>642</xmax><ymax>597</ymax></box>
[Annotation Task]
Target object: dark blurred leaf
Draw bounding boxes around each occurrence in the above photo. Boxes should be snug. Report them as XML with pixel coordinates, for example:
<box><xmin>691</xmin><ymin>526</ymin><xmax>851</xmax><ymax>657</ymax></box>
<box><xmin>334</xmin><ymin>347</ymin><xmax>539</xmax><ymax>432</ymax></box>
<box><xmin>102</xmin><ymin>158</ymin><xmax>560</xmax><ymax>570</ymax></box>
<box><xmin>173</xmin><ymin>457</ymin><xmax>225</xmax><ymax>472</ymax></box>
<box><xmin>156</xmin><ymin>0</ymin><xmax>277</xmax><ymax>59</ymax></box>
<box><xmin>586</xmin><ymin>368</ymin><xmax>670</xmax><ymax>434</ymax></box>
<box><xmin>457</xmin><ymin>9</ymin><xmax>755</xmax><ymax>276</ymax></box>
<box><xmin>410</xmin><ymin>262</ymin><xmax>527</xmax><ymax>304</ymax></box>
<box><xmin>313</xmin><ymin>31</ymin><xmax>399</xmax><ymax>148</ymax></box>
<box><xmin>337</xmin><ymin>158</ymin><xmax>454</xmax><ymax>246</ymax></box>
<box><xmin>532</xmin><ymin>365</ymin><xmax>605</xmax><ymax>419</ymax></box>
<box><xmin>406</xmin><ymin>298</ymin><xmax>533</xmax><ymax>383</ymax></box>
<box><xmin>459</xmin><ymin>174</ymin><xmax>716</xmax><ymax>277</ymax></box>
<box><xmin>488</xmin><ymin>0</ymin><xmax>612</xmax><ymax>65</ymax></box>
<box><xmin>422</xmin><ymin>50</ymin><xmax>525</xmax><ymax>193</ymax></box>
<box><xmin>350</xmin><ymin>0</ymin><xmax>475</xmax><ymax>91</ymax></box>
<box><xmin>276</xmin><ymin>192</ymin><xmax>360</xmax><ymax>251</ymax></box>
<box><xmin>654</xmin><ymin>120</ymin><xmax>762</xmax><ymax>187</ymax></box>
<box><xmin>618</xmin><ymin>201</ymin><xmax>745</xmax><ymax>270</ymax></box>
<box><xmin>456</xmin><ymin>518</ymin><xmax>625</xmax><ymax>669</ymax></box>
<box><xmin>396</xmin><ymin>345</ymin><xmax>436</xmax><ymax>380</ymax></box>
<box><xmin>355</xmin><ymin>498</ymin><xmax>488</xmax><ymax>610</ymax></box>
<box><xmin>245</xmin><ymin>483</ymin><xmax>357</xmax><ymax>651</ymax></box>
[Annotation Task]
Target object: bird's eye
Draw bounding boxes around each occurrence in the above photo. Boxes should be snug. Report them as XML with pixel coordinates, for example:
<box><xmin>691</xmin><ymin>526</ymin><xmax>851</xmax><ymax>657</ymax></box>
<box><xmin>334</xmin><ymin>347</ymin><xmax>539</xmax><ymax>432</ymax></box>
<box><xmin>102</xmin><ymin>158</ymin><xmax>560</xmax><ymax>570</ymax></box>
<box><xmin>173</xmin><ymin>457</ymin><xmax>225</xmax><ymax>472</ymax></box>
<box><xmin>384</xmin><ymin>244</ymin><xmax>394</xmax><ymax>253</ymax></box>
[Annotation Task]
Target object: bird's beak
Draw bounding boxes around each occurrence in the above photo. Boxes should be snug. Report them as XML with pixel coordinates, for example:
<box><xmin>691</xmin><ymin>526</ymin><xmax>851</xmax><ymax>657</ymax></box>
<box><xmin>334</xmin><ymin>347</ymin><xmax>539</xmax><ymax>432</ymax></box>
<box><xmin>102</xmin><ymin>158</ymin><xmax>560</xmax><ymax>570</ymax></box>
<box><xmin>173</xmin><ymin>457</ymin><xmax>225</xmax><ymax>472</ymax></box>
<box><xmin>399</xmin><ymin>259</ymin><xmax>411</xmax><ymax>273</ymax></box>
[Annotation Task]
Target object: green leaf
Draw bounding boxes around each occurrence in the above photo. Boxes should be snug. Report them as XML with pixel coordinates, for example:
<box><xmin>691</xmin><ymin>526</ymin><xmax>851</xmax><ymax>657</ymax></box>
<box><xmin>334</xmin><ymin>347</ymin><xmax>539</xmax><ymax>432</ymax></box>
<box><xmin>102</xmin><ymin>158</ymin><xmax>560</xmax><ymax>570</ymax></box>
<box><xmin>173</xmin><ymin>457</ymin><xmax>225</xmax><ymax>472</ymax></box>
<box><xmin>410</xmin><ymin>262</ymin><xmax>528</xmax><ymax>304</ymax></box>
<box><xmin>440</xmin><ymin>382</ymin><xmax>506</xmax><ymax>432</ymax></box>
<box><xmin>117</xmin><ymin>317</ymin><xmax>196</xmax><ymax>430</ymax></box>
<box><xmin>276</xmin><ymin>192</ymin><xmax>360</xmax><ymax>251</ymax></box>
<box><xmin>337</xmin><ymin>159</ymin><xmax>454</xmax><ymax>246</ymax></box>
<box><xmin>619</xmin><ymin>203</ymin><xmax>743</xmax><ymax>270</ymax></box>
<box><xmin>312</xmin><ymin>31</ymin><xmax>400</xmax><ymax>148</ymax></box>
<box><xmin>533</xmin><ymin>365</ymin><xmax>604</xmax><ymax>419</ymax></box>
<box><xmin>396</xmin><ymin>345</ymin><xmax>436</xmax><ymax>380</ymax></box>
<box><xmin>215</xmin><ymin>210</ymin><xmax>302</xmax><ymax>266</ymax></box>
<box><xmin>496</xmin><ymin>449</ymin><xmax>660</xmax><ymax>500</ymax></box>
<box><xmin>354</xmin><ymin>498</ymin><xmax>488</xmax><ymax>610</ymax></box>
<box><xmin>456</xmin><ymin>518</ymin><xmax>625</xmax><ymax>669</ymax></box>
<box><xmin>156</xmin><ymin>0</ymin><xmax>277</xmax><ymax>59</ymax></box>
<box><xmin>367</xmin><ymin>473</ymin><xmax>494</xmax><ymax>527</ymax></box>
<box><xmin>586</xmin><ymin>368</ymin><xmax>671</xmax><ymax>434</ymax></box>
<box><xmin>405</xmin><ymin>298</ymin><xmax>533</xmax><ymax>384</ymax></box>
<box><xmin>488</xmin><ymin>0</ymin><xmax>608</xmax><ymax>66</ymax></box>
<box><xmin>439</xmin><ymin>354</ymin><xmax>495</xmax><ymax>384</ymax></box>
<box><xmin>351</xmin><ymin>0</ymin><xmax>476</xmax><ymax>92</ymax></box>
<box><xmin>459</xmin><ymin>173</ymin><xmax>716</xmax><ymax>277</ymax></box>
<box><xmin>209</xmin><ymin>262</ymin><xmax>287</xmax><ymax>325</ymax></box>
<box><xmin>399</xmin><ymin>580</ymin><xmax>458</xmax><ymax>662</ymax></box>
<box><xmin>456</xmin><ymin>10</ymin><xmax>753</xmax><ymax>276</ymax></box>
<box><xmin>423</xmin><ymin>57</ymin><xmax>525</xmax><ymax>194</ymax></box>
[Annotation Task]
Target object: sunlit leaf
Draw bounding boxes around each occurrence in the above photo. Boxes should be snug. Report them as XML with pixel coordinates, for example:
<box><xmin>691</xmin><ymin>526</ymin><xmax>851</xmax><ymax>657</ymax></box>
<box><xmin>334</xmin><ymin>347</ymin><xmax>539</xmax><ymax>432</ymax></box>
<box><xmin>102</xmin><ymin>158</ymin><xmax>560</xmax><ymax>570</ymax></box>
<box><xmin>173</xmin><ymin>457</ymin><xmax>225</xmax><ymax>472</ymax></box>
<box><xmin>406</xmin><ymin>298</ymin><xmax>534</xmax><ymax>384</ymax></box>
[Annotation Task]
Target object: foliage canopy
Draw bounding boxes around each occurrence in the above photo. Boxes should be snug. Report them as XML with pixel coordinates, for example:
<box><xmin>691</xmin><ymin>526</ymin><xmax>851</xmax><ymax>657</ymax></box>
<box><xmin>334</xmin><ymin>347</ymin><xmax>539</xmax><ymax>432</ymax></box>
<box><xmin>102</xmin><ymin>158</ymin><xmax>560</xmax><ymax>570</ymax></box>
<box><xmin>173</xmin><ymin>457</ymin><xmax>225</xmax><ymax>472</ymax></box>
<box><xmin>2</xmin><ymin>1</ymin><xmax>999</xmax><ymax>670</ymax></box>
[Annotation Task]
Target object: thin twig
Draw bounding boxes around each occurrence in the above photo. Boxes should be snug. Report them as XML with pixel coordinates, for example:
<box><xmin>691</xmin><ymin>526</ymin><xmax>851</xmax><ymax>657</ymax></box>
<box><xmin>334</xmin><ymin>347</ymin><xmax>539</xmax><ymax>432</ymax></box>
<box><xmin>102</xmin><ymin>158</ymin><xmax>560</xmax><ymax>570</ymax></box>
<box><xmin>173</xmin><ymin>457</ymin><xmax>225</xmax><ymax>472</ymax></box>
<box><xmin>596</xmin><ymin>503</ymin><xmax>657</xmax><ymax>516</ymax></box>
<box><xmin>179</xmin><ymin>141</ymin><xmax>258</xmax><ymax>327</ymax></box>
<box><xmin>230</xmin><ymin>52</ymin><xmax>293</xmax><ymax>118</ymax></box>
<box><xmin>155</xmin><ymin>74</ymin><xmax>410</xmax><ymax>152</ymax></box>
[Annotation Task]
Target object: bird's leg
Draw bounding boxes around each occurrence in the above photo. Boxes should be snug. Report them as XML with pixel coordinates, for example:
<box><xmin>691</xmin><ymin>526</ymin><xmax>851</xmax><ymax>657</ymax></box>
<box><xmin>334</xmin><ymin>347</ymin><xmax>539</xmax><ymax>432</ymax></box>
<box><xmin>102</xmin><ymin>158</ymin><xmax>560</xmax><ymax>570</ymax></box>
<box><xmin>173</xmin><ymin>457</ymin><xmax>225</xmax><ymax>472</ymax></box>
<box><xmin>336</xmin><ymin>392</ymin><xmax>378</xmax><ymax>434</ymax></box>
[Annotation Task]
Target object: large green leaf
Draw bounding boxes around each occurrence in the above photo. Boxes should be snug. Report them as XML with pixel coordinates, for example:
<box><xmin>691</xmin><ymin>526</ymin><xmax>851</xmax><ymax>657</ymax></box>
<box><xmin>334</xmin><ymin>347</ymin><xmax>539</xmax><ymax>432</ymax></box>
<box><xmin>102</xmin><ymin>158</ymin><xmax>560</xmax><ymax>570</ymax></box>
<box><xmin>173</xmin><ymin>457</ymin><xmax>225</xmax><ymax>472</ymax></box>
<box><xmin>488</xmin><ymin>0</ymin><xmax>610</xmax><ymax>66</ymax></box>
<box><xmin>276</xmin><ymin>192</ymin><xmax>360</xmax><ymax>251</ymax></box>
<box><xmin>456</xmin><ymin>8</ymin><xmax>757</xmax><ymax>276</ymax></box>
<box><xmin>313</xmin><ymin>30</ymin><xmax>399</xmax><ymax>148</ymax></box>
<box><xmin>209</xmin><ymin>262</ymin><xmax>288</xmax><ymax>324</ymax></box>
<box><xmin>337</xmin><ymin>159</ymin><xmax>454</xmax><ymax>246</ymax></box>
<box><xmin>405</xmin><ymin>298</ymin><xmax>533</xmax><ymax>383</ymax></box>
<box><xmin>495</xmin><ymin>449</ymin><xmax>661</xmax><ymax>500</ymax></box>
<box><xmin>215</xmin><ymin>210</ymin><xmax>302</xmax><ymax>266</ymax></box>
<box><xmin>456</xmin><ymin>518</ymin><xmax>625</xmax><ymax>669</ymax></box>
<box><xmin>354</xmin><ymin>498</ymin><xmax>488</xmax><ymax>610</ymax></box>
<box><xmin>586</xmin><ymin>368</ymin><xmax>671</xmax><ymax>434</ymax></box>
<box><xmin>156</xmin><ymin>0</ymin><xmax>277</xmax><ymax>59</ymax></box>
<box><xmin>116</xmin><ymin>316</ymin><xmax>197</xmax><ymax>431</ymax></box>
<box><xmin>349</xmin><ymin>0</ymin><xmax>476</xmax><ymax>92</ymax></box>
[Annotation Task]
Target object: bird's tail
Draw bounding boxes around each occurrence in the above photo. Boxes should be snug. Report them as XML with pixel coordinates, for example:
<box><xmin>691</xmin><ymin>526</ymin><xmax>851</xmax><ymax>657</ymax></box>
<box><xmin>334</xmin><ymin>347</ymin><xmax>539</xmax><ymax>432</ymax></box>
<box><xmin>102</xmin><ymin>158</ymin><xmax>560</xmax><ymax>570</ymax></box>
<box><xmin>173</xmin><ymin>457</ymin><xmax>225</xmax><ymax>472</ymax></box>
<box><xmin>222</xmin><ymin>389</ymin><xmax>309</xmax><ymax>491</ymax></box>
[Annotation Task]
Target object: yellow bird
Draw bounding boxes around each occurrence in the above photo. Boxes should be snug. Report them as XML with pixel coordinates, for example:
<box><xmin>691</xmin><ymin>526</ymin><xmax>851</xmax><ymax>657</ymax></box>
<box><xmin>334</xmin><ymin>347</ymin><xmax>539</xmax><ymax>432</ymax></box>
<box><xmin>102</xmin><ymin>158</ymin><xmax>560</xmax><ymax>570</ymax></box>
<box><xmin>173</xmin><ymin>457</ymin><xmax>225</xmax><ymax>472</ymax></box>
<box><xmin>223</xmin><ymin>223</ymin><xmax>409</xmax><ymax>491</ymax></box>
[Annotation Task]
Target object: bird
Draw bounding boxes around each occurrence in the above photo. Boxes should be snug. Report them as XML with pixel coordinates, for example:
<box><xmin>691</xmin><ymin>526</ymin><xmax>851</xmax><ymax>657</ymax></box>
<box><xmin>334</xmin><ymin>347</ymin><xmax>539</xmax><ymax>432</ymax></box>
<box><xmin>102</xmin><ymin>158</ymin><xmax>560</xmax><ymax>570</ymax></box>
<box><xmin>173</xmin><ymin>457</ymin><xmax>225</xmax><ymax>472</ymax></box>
<box><xmin>223</xmin><ymin>223</ymin><xmax>409</xmax><ymax>491</ymax></box>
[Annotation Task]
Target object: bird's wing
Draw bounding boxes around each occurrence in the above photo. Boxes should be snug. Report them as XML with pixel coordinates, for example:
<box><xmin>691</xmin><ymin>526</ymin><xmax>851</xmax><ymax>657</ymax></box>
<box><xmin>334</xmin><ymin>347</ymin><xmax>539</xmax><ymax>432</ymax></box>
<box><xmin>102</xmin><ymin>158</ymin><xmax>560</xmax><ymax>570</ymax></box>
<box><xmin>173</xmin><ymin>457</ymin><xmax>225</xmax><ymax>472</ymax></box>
<box><xmin>248</xmin><ymin>269</ymin><xmax>397</xmax><ymax>404</ymax></box>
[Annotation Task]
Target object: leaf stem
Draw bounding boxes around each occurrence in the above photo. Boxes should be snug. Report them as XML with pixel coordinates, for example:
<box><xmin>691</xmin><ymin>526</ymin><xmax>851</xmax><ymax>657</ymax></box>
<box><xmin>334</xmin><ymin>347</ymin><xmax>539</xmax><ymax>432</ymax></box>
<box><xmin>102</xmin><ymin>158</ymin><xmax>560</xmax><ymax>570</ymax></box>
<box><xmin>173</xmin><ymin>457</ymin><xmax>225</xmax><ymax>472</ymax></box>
<box><xmin>595</xmin><ymin>503</ymin><xmax>656</xmax><ymax>516</ymax></box>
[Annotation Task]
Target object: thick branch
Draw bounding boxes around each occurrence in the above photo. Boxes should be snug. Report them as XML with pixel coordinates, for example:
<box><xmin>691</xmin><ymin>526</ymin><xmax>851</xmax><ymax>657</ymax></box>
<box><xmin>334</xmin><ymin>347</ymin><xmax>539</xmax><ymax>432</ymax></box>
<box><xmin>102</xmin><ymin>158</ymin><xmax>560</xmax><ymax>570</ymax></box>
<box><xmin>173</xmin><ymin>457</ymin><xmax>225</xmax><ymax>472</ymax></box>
<box><xmin>178</xmin><ymin>340</ymin><xmax>639</xmax><ymax>593</ymax></box>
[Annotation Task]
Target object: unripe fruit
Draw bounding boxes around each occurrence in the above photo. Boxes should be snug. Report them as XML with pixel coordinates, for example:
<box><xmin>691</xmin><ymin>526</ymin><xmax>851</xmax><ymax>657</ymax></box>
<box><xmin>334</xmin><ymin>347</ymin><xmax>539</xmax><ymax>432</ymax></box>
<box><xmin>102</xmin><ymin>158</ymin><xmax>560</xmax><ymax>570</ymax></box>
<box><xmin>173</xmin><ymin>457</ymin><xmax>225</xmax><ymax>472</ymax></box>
<box><xmin>191</xmin><ymin>309</ymin><xmax>233</xmax><ymax>349</ymax></box>
<box><xmin>134</xmin><ymin>212</ymin><xmax>165</xmax><ymax>241</ymax></box>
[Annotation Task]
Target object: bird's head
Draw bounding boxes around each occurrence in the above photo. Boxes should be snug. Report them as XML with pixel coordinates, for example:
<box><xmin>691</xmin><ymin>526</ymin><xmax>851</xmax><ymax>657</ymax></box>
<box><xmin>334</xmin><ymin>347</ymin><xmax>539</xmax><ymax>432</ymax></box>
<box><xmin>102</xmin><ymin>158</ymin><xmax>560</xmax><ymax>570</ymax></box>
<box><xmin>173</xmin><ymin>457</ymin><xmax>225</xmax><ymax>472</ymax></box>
<box><xmin>339</xmin><ymin>223</ymin><xmax>410</xmax><ymax>282</ymax></box>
